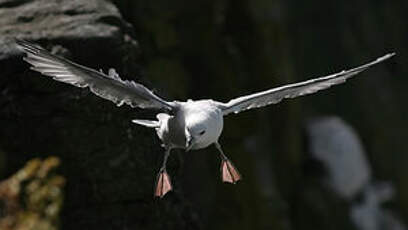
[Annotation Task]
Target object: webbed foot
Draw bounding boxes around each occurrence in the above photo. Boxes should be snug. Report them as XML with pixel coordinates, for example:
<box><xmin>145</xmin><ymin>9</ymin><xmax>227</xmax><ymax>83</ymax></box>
<box><xmin>220</xmin><ymin>159</ymin><xmax>241</xmax><ymax>184</ymax></box>
<box><xmin>154</xmin><ymin>169</ymin><xmax>172</xmax><ymax>198</ymax></box>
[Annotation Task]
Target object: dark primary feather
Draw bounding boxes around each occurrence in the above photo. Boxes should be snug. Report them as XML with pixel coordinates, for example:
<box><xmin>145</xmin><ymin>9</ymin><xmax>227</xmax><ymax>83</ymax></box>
<box><xmin>16</xmin><ymin>39</ymin><xmax>174</xmax><ymax>111</ymax></box>
<box><xmin>218</xmin><ymin>53</ymin><xmax>395</xmax><ymax>115</ymax></box>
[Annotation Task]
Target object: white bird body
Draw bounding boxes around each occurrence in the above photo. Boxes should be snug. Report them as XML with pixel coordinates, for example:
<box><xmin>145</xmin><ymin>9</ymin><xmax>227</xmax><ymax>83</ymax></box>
<box><xmin>176</xmin><ymin>100</ymin><xmax>223</xmax><ymax>150</ymax></box>
<box><xmin>16</xmin><ymin>39</ymin><xmax>395</xmax><ymax>198</ymax></box>
<box><xmin>136</xmin><ymin>99</ymin><xmax>224</xmax><ymax>150</ymax></box>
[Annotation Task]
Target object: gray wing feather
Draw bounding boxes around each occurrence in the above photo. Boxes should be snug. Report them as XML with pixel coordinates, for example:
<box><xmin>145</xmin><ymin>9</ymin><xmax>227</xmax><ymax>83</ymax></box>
<box><xmin>16</xmin><ymin>40</ymin><xmax>174</xmax><ymax>111</ymax></box>
<box><xmin>218</xmin><ymin>53</ymin><xmax>395</xmax><ymax>115</ymax></box>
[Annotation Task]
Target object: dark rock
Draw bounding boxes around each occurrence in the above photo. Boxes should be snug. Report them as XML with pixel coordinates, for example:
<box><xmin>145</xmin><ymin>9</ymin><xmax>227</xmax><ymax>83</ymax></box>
<box><xmin>0</xmin><ymin>0</ymin><xmax>404</xmax><ymax>229</ymax></box>
<box><xmin>0</xmin><ymin>0</ymin><xmax>199</xmax><ymax>229</ymax></box>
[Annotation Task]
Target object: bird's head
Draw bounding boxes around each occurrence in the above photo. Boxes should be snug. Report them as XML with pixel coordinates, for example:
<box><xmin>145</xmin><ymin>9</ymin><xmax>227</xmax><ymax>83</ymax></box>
<box><xmin>185</xmin><ymin>120</ymin><xmax>207</xmax><ymax>151</ymax></box>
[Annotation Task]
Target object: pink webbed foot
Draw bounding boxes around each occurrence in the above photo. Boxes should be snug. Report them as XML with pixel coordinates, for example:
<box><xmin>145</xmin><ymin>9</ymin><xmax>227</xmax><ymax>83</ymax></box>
<box><xmin>220</xmin><ymin>159</ymin><xmax>241</xmax><ymax>184</ymax></box>
<box><xmin>154</xmin><ymin>170</ymin><xmax>172</xmax><ymax>198</ymax></box>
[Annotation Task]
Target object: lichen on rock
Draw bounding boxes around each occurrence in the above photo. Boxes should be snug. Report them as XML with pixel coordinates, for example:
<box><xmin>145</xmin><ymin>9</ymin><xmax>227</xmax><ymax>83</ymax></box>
<box><xmin>0</xmin><ymin>157</ymin><xmax>65</xmax><ymax>230</ymax></box>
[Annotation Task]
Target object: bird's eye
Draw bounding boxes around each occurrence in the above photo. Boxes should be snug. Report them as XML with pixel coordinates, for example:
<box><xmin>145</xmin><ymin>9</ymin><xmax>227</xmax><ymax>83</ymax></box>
<box><xmin>199</xmin><ymin>130</ymin><xmax>206</xmax><ymax>135</ymax></box>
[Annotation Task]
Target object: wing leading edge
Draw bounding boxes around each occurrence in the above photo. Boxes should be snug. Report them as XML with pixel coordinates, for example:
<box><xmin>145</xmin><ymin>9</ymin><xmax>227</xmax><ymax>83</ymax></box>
<box><xmin>218</xmin><ymin>53</ymin><xmax>395</xmax><ymax>115</ymax></box>
<box><xmin>16</xmin><ymin>40</ymin><xmax>174</xmax><ymax>111</ymax></box>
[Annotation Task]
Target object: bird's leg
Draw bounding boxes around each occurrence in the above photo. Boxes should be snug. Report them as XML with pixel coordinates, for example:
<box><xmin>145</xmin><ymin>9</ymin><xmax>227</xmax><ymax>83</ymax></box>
<box><xmin>154</xmin><ymin>148</ymin><xmax>172</xmax><ymax>198</ymax></box>
<box><xmin>215</xmin><ymin>142</ymin><xmax>241</xmax><ymax>184</ymax></box>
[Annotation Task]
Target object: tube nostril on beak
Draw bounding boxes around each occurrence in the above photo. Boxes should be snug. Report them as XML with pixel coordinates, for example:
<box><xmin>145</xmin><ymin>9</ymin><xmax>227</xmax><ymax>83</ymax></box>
<box><xmin>186</xmin><ymin>136</ymin><xmax>194</xmax><ymax>151</ymax></box>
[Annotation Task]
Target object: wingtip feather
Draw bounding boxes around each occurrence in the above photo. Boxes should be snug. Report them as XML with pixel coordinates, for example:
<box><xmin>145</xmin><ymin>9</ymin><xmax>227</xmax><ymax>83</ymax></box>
<box><xmin>15</xmin><ymin>39</ymin><xmax>46</xmax><ymax>55</ymax></box>
<box><xmin>377</xmin><ymin>53</ymin><xmax>396</xmax><ymax>62</ymax></box>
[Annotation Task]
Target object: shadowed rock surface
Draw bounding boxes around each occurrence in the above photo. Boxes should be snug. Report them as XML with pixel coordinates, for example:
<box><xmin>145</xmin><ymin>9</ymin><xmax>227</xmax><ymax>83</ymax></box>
<box><xmin>0</xmin><ymin>0</ymin><xmax>405</xmax><ymax>230</ymax></box>
<box><xmin>0</xmin><ymin>0</ymin><xmax>199</xmax><ymax>229</ymax></box>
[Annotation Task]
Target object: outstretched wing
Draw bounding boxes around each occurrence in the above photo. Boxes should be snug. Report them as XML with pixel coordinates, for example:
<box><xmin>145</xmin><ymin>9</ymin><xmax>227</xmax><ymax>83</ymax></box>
<box><xmin>16</xmin><ymin>40</ymin><xmax>174</xmax><ymax>111</ymax></box>
<box><xmin>217</xmin><ymin>53</ymin><xmax>395</xmax><ymax>115</ymax></box>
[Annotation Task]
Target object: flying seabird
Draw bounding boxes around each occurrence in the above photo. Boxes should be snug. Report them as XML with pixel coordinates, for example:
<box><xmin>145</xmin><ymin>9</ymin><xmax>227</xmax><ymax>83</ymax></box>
<box><xmin>16</xmin><ymin>39</ymin><xmax>395</xmax><ymax>198</ymax></box>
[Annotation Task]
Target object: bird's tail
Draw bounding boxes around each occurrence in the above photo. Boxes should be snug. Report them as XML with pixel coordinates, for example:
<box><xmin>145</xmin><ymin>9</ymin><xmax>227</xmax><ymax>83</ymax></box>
<box><xmin>132</xmin><ymin>119</ymin><xmax>160</xmax><ymax>128</ymax></box>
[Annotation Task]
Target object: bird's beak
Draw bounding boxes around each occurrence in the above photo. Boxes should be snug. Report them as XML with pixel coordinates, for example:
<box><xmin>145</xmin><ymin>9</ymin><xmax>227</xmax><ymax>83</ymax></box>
<box><xmin>186</xmin><ymin>136</ymin><xmax>195</xmax><ymax>151</ymax></box>
<box><xmin>185</xmin><ymin>128</ymin><xmax>193</xmax><ymax>151</ymax></box>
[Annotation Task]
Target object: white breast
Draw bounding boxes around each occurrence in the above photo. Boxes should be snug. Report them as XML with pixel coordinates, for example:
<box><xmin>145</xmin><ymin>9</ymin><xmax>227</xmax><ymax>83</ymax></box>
<box><xmin>182</xmin><ymin>100</ymin><xmax>224</xmax><ymax>150</ymax></box>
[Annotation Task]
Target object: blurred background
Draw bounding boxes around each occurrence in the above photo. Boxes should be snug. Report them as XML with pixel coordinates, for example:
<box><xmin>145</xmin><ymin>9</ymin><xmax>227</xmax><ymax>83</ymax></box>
<box><xmin>0</xmin><ymin>0</ymin><xmax>405</xmax><ymax>229</ymax></box>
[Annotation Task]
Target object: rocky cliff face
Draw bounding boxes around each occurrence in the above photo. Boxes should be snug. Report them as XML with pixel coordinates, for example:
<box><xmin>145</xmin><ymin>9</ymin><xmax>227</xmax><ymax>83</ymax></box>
<box><xmin>0</xmin><ymin>0</ymin><xmax>404</xmax><ymax>230</ymax></box>
<box><xmin>0</xmin><ymin>0</ymin><xmax>199</xmax><ymax>229</ymax></box>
